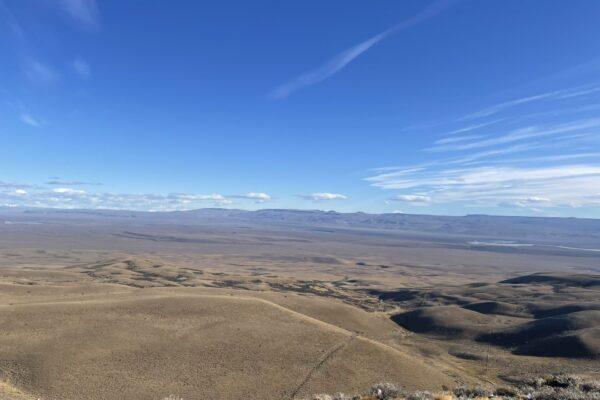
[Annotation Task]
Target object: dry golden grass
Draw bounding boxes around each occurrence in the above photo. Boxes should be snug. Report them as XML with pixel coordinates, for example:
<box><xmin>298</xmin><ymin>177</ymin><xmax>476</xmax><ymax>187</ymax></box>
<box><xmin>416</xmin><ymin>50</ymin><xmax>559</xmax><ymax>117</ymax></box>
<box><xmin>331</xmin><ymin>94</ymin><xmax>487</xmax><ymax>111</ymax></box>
<box><xmin>0</xmin><ymin>276</ymin><xmax>457</xmax><ymax>400</ymax></box>
<box><xmin>0</xmin><ymin>380</ymin><xmax>37</xmax><ymax>400</ymax></box>
<box><xmin>1</xmin><ymin>252</ymin><xmax>598</xmax><ymax>399</ymax></box>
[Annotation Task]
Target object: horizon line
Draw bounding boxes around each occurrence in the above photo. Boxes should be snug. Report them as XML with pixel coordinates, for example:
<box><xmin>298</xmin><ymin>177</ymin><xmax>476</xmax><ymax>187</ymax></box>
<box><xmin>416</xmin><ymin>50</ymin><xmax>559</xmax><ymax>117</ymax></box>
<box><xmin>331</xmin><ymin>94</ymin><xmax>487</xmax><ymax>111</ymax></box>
<box><xmin>1</xmin><ymin>205</ymin><xmax>597</xmax><ymax>221</ymax></box>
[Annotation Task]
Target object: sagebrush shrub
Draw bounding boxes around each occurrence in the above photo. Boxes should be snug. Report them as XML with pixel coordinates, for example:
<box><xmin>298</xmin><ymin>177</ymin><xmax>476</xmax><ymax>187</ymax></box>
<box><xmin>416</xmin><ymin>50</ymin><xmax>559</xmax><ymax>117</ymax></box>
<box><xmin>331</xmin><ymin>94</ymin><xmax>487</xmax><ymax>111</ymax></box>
<box><xmin>370</xmin><ymin>382</ymin><xmax>402</xmax><ymax>400</ymax></box>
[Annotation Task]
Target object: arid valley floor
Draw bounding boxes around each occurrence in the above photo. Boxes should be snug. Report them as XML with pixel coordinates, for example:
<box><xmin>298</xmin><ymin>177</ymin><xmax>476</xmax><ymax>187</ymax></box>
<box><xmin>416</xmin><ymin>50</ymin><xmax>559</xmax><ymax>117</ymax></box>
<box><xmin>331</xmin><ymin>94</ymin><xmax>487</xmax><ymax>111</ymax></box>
<box><xmin>0</xmin><ymin>208</ymin><xmax>599</xmax><ymax>399</ymax></box>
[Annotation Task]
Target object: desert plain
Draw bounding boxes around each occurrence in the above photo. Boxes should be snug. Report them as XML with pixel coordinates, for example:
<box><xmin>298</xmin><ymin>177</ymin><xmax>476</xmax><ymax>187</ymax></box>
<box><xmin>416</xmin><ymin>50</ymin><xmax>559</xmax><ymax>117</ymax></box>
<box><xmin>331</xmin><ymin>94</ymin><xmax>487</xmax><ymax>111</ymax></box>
<box><xmin>0</xmin><ymin>208</ymin><xmax>598</xmax><ymax>400</ymax></box>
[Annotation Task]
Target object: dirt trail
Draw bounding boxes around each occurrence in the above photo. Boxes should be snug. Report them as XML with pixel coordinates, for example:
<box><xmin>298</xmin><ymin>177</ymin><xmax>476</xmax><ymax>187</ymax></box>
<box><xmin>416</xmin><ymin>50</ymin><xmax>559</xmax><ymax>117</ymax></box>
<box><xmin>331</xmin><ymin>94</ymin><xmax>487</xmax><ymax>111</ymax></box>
<box><xmin>289</xmin><ymin>334</ymin><xmax>357</xmax><ymax>399</ymax></box>
<box><xmin>0</xmin><ymin>290</ymin><xmax>463</xmax><ymax>399</ymax></box>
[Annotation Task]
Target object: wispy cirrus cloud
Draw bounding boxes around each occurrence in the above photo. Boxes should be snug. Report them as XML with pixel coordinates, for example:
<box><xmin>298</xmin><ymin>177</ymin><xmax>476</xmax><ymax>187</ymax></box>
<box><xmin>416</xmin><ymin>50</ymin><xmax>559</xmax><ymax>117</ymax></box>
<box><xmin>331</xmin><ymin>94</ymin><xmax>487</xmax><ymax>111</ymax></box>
<box><xmin>0</xmin><ymin>181</ymin><xmax>35</xmax><ymax>190</ymax></box>
<box><xmin>25</xmin><ymin>60</ymin><xmax>59</xmax><ymax>85</ymax></box>
<box><xmin>429</xmin><ymin>118</ymin><xmax>600</xmax><ymax>152</ymax></box>
<box><xmin>460</xmin><ymin>91</ymin><xmax>562</xmax><ymax>120</ymax></box>
<box><xmin>369</xmin><ymin>164</ymin><xmax>600</xmax><ymax>207</ymax></box>
<box><xmin>367</xmin><ymin>79</ymin><xmax>600</xmax><ymax>214</ymax></box>
<box><xmin>0</xmin><ymin>1</ymin><xmax>26</xmax><ymax>42</ymax></box>
<box><xmin>20</xmin><ymin>113</ymin><xmax>41</xmax><ymax>127</ymax></box>
<box><xmin>444</xmin><ymin>120</ymin><xmax>504</xmax><ymax>135</ymax></box>
<box><xmin>59</xmin><ymin>0</ymin><xmax>100</xmax><ymax>30</ymax></box>
<box><xmin>459</xmin><ymin>84</ymin><xmax>600</xmax><ymax>121</ymax></box>
<box><xmin>71</xmin><ymin>59</ymin><xmax>91</xmax><ymax>79</ymax></box>
<box><xmin>433</xmin><ymin>134</ymin><xmax>484</xmax><ymax>145</ymax></box>
<box><xmin>496</xmin><ymin>152</ymin><xmax>600</xmax><ymax>164</ymax></box>
<box><xmin>270</xmin><ymin>0</ymin><xmax>458</xmax><ymax>99</ymax></box>
<box><xmin>46</xmin><ymin>178</ymin><xmax>101</xmax><ymax>186</ymax></box>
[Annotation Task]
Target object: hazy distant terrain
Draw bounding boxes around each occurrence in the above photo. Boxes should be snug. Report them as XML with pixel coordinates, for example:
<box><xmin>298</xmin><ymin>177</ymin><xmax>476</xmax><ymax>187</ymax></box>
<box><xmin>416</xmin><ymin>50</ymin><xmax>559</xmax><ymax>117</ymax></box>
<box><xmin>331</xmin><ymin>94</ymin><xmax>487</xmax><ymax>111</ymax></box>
<box><xmin>2</xmin><ymin>207</ymin><xmax>599</xmax><ymax>276</ymax></box>
<box><xmin>0</xmin><ymin>208</ymin><xmax>598</xmax><ymax>399</ymax></box>
<box><xmin>4</xmin><ymin>207</ymin><xmax>600</xmax><ymax>245</ymax></box>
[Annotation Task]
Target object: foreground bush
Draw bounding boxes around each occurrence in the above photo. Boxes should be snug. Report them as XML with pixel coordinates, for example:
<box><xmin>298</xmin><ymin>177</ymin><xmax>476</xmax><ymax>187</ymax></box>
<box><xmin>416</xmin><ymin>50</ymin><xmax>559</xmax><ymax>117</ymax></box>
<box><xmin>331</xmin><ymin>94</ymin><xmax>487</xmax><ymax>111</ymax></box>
<box><xmin>307</xmin><ymin>374</ymin><xmax>600</xmax><ymax>400</ymax></box>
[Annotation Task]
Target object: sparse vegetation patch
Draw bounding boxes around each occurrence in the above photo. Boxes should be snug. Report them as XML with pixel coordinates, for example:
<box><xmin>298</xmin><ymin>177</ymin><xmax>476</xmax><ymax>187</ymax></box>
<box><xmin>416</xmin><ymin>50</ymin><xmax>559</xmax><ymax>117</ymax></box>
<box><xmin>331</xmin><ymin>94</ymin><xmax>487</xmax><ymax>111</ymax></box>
<box><xmin>308</xmin><ymin>375</ymin><xmax>600</xmax><ymax>400</ymax></box>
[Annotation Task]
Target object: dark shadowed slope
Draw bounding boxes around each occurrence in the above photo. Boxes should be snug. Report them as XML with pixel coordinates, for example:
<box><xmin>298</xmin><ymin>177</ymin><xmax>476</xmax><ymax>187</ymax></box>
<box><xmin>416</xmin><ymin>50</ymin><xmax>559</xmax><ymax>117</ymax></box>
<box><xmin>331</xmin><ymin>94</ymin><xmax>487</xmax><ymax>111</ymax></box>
<box><xmin>501</xmin><ymin>273</ymin><xmax>600</xmax><ymax>287</ymax></box>
<box><xmin>391</xmin><ymin>306</ymin><xmax>495</xmax><ymax>338</ymax></box>
<box><xmin>514</xmin><ymin>327</ymin><xmax>600</xmax><ymax>358</ymax></box>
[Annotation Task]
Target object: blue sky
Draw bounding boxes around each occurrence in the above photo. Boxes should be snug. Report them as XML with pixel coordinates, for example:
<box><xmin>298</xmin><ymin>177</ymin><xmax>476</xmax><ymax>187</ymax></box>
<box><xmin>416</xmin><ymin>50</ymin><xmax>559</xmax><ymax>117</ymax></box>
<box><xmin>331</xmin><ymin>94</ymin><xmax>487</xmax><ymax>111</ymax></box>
<box><xmin>1</xmin><ymin>0</ymin><xmax>600</xmax><ymax>217</ymax></box>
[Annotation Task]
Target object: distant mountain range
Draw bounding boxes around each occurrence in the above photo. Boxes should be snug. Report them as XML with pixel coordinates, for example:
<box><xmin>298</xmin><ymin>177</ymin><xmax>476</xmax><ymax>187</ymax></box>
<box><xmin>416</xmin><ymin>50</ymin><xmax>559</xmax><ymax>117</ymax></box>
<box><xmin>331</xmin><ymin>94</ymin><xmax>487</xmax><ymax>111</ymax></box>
<box><xmin>1</xmin><ymin>207</ymin><xmax>599</xmax><ymax>247</ymax></box>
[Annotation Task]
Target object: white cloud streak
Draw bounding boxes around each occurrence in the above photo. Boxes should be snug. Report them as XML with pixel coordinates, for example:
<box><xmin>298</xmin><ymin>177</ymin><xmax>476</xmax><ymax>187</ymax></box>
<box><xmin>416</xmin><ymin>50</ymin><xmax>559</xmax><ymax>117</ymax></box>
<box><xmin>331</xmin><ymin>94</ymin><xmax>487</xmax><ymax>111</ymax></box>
<box><xmin>72</xmin><ymin>59</ymin><xmax>91</xmax><ymax>79</ymax></box>
<box><xmin>444</xmin><ymin>119</ymin><xmax>504</xmax><ymax>135</ymax></box>
<box><xmin>59</xmin><ymin>0</ymin><xmax>99</xmax><ymax>30</ymax></box>
<box><xmin>20</xmin><ymin>113</ymin><xmax>40</xmax><ymax>127</ymax></box>
<box><xmin>429</xmin><ymin>118</ymin><xmax>600</xmax><ymax>152</ymax></box>
<box><xmin>300</xmin><ymin>193</ymin><xmax>348</xmax><ymax>201</ymax></box>
<box><xmin>270</xmin><ymin>0</ymin><xmax>457</xmax><ymax>99</ymax></box>
<box><xmin>25</xmin><ymin>60</ymin><xmax>59</xmax><ymax>85</ymax></box>
<box><xmin>46</xmin><ymin>179</ymin><xmax>100</xmax><ymax>186</ymax></box>
<box><xmin>0</xmin><ymin>1</ymin><xmax>26</xmax><ymax>42</ymax></box>
<box><xmin>460</xmin><ymin>85</ymin><xmax>600</xmax><ymax>121</ymax></box>
<box><xmin>433</xmin><ymin>134</ymin><xmax>484</xmax><ymax>145</ymax></box>
<box><xmin>368</xmin><ymin>164</ymin><xmax>600</xmax><ymax>208</ymax></box>
<box><xmin>390</xmin><ymin>194</ymin><xmax>431</xmax><ymax>203</ymax></box>
<box><xmin>0</xmin><ymin>187</ymin><xmax>278</xmax><ymax>211</ymax></box>
<box><xmin>368</xmin><ymin>81</ymin><xmax>600</xmax><ymax>213</ymax></box>
<box><xmin>0</xmin><ymin>181</ymin><xmax>34</xmax><ymax>189</ymax></box>
<box><xmin>230</xmin><ymin>192</ymin><xmax>272</xmax><ymax>203</ymax></box>
<box><xmin>53</xmin><ymin>188</ymin><xmax>86</xmax><ymax>195</ymax></box>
